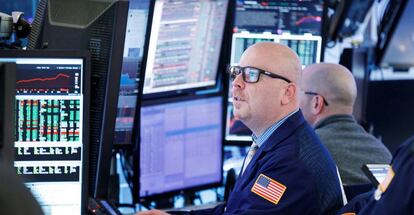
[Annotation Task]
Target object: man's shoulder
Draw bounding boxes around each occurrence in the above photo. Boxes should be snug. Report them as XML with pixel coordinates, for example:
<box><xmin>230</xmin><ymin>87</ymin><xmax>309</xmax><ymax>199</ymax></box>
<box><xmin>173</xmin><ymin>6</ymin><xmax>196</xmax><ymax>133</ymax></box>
<box><xmin>292</xmin><ymin>123</ymin><xmax>336</xmax><ymax>168</ymax></box>
<box><xmin>315</xmin><ymin>116</ymin><xmax>379</xmax><ymax>143</ymax></box>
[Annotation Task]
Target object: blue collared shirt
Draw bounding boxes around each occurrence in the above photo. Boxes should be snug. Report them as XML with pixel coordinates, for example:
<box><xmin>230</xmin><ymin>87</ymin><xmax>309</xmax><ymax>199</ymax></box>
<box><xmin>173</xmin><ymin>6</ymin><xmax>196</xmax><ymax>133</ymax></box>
<box><xmin>252</xmin><ymin>109</ymin><xmax>299</xmax><ymax>148</ymax></box>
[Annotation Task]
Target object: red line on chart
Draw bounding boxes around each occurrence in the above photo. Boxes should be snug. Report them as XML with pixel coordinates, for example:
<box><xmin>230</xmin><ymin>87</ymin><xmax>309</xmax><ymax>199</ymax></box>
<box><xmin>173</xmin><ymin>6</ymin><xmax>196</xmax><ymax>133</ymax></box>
<box><xmin>17</xmin><ymin>73</ymin><xmax>70</xmax><ymax>84</ymax></box>
<box><xmin>295</xmin><ymin>16</ymin><xmax>321</xmax><ymax>26</ymax></box>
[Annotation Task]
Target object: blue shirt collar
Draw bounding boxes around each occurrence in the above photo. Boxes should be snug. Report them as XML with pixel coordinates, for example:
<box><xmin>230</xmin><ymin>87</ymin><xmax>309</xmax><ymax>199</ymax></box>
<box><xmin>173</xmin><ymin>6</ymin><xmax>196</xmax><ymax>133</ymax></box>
<box><xmin>252</xmin><ymin>109</ymin><xmax>299</xmax><ymax>148</ymax></box>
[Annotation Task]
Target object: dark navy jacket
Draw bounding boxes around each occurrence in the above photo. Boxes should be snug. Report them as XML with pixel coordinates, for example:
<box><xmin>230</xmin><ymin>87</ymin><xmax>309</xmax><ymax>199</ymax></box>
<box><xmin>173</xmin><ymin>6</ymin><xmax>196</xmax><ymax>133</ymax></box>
<box><xmin>193</xmin><ymin>110</ymin><xmax>343</xmax><ymax>215</ymax></box>
<box><xmin>337</xmin><ymin>136</ymin><xmax>414</xmax><ymax>215</ymax></box>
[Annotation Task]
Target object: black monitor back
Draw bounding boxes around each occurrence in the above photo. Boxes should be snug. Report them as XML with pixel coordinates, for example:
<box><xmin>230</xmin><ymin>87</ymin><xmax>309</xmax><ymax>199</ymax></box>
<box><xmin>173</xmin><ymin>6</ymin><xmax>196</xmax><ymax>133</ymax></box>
<box><xmin>0</xmin><ymin>63</ymin><xmax>16</xmax><ymax>165</ymax></box>
<box><xmin>28</xmin><ymin>0</ymin><xmax>129</xmax><ymax>198</ymax></box>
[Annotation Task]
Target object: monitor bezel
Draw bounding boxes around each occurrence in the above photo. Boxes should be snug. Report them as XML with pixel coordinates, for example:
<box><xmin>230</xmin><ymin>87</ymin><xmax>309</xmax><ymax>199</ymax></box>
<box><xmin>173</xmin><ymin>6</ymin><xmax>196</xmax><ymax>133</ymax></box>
<box><xmin>0</xmin><ymin>49</ymin><xmax>90</xmax><ymax>215</ymax></box>
<box><xmin>133</xmin><ymin>93</ymin><xmax>225</xmax><ymax>202</ymax></box>
<box><xmin>140</xmin><ymin>0</ymin><xmax>233</xmax><ymax>99</ymax></box>
<box><xmin>112</xmin><ymin>0</ymin><xmax>152</xmax><ymax>146</ymax></box>
<box><xmin>0</xmin><ymin>62</ymin><xmax>16</xmax><ymax>164</ymax></box>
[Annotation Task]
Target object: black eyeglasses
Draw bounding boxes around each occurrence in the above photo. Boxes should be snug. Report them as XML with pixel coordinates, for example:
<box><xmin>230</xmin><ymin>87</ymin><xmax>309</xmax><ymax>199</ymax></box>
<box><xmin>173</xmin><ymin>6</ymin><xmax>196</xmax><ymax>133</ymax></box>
<box><xmin>228</xmin><ymin>65</ymin><xmax>291</xmax><ymax>83</ymax></box>
<box><xmin>304</xmin><ymin>91</ymin><xmax>329</xmax><ymax>106</ymax></box>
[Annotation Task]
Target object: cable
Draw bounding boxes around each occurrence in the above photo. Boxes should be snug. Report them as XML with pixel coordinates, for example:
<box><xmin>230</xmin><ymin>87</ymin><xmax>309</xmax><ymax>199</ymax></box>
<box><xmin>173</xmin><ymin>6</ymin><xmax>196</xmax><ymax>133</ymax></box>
<box><xmin>119</xmin><ymin>150</ymin><xmax>134</xmax><ymax>194</ymax></box>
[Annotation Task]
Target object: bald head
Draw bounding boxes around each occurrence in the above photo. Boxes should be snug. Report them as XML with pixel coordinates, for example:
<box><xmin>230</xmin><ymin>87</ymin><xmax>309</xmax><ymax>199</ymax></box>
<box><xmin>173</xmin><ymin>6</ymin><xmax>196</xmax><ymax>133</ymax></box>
<box><xmin>232</xmin><ymin>42</ymin><xmax>303</xmax><ymax>135</ymax></box>
<box><xmin>301</xmin><ymin>63</ymin><xmax>357</xmax><ymax>114</ymax></box>
<box><xmin>239</xmin><ymin>42</ymin><xmax>302</xmax><ymax>84</ymax></box>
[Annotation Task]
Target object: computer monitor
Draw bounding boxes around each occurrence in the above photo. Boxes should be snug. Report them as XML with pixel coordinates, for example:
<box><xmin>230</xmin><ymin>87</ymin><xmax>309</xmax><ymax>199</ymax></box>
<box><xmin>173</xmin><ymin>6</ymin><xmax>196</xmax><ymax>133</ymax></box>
<box><xmin>141</xmin><ymin>0</ymin><xmax>231</xmax><ymax>97</ymax></box>
<box><xmin>114</xmin><ymin>0</ymin><xmax>151</xmax><ymax>145</ymax></box>
<box><xmin>0</xmin><ymin>63</ymin><xmax>16</xmax><ymax>164</ymax></box>
<box><xmin>0</xmin><ymin>50</ymin><xmax>89</xmax><ymax>215</ymax></box>
<box><xmin>28</xmin><ymin>0</ymin><xmax>129</xmax><ymax>198</ymax></box>
<box><xmin>376</xmin><ymin>0</ymin><xmax>414</xmax><ymax>68</ymax></box>
<box><xmin>135</xmin><ymin>95</ymin><xmax>224</xmax><ymax>200</ymax></box>
<box><xmin>327</xmin><ymin>0</ymin><xmax>374</xmax><ymax>42</ymax></box>
<box><xmin>234</xmin><ymin>0</ymin><xmax>324</xmax><ymax>35</ymax></box>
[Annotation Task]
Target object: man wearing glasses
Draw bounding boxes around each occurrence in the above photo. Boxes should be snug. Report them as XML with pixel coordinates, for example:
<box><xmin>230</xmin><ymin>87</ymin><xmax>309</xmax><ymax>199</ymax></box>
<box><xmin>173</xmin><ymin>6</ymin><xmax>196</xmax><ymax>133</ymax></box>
<box><xmin>138</xmin><ymin>43</ymin><xmax>343</xmax><ymax>215</ymax></box>
<box><xmin>299</xmin><ymin>63</ymin><xmax>392</xmax><ymax>185</ymax></box>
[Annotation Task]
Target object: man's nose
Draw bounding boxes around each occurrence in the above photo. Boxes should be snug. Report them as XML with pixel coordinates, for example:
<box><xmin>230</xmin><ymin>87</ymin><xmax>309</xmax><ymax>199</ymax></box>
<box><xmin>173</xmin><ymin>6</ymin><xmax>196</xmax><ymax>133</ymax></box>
<box><xmin>232</xmin><ymin>73</ymin><xmax>244</xmax><ymax>89</ymax></box>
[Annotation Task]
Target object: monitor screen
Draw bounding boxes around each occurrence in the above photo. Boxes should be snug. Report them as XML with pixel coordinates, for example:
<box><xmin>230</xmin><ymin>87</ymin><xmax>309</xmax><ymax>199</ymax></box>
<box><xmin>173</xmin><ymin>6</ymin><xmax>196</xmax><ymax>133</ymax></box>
<box><xmin>362</xmin><ymin>164</ymin><xmax>390</xmax><ymax>186</ymax></box>
<box><xmin>366</xmin><ymin>164</ymin><xmax>389</xmax><ymax>184</ymax></box>
<box><xmin>138</xmin><ymin>95</ymin><xmax>223</xmax><ymax>198</ymax></box>
<box><xmin>234</xmin><ymin>0</ymin><xmax>324</xmax><ymax>35</ymax></box>
<box><xmin>0</xmin><ymin>50</ymin><xmax>89</xmax><ymax>215</ymax></box>
<box><xmin>142</xmin><ymin>0</ymin><xmax>229</xmax><ymax>95</ymax></box>
<box><xmin>376</xmin><ymin>0</ymin><xmax>414</xmax><ymax>68</ymax></box>
<box><xmin>114</xmin><ymin>0</ymin><xmax>151</xmax><ymax>145</ymax></box>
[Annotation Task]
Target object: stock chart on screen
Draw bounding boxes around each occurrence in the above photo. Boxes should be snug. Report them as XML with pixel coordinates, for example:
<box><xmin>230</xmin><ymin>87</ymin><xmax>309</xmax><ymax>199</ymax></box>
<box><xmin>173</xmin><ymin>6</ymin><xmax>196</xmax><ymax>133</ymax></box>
<box><xmin>234</xmin><ymin>0</ymin><xmax>323</xmax><ymax>35</ymax></box>
<box><xmin>139</xmin><ymin>96</ymin><xmax>223</xmax><ymax>197</ymax></box>
<box><xmin>0</xmin><ymin>56</ymin><xmax>86</xmax><ymax>215</ymax></box>
<box><xmin>142</xmin><ymin>0</ymin><xmax>229</xmax><ymax>95</ymax></box>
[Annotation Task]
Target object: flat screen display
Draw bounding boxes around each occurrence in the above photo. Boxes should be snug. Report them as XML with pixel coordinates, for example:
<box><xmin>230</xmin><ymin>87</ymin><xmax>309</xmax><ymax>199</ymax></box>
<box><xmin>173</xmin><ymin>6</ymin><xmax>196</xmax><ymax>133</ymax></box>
<box><xmin>142</xmin><ymin>0</ymin><xmax>229</xmax><ymax>95</ymax></box>
<box><xmin>234</xmin><ymin>0</ymin><xmax>324</xmax><ymax>35</ymax></box>
<box><xmin>139</xmin><ymin>95</ymin><xmax>223</xmax><ymax>197</ymax></box>
<box><xmin>0</xmin><ymin>53</ymin><xmax>87</xmax><ymax>215</ymax></box>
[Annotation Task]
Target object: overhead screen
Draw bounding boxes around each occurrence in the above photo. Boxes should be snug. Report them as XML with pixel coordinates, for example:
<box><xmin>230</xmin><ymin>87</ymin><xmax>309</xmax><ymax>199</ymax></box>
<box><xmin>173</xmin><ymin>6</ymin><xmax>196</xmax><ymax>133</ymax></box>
<box><xmin>234</xmin><ymin>0</ymin><xmax>323</xmax><ymax>35</ymax></box>
<box><xmin>114</xmin><ymin>0</ymin><xmax>151</xmax><ymax>145</ymax></box>
<box><xmin>376</xmin><ymin>0</ymin><xmax>414</xmax><ymax>68</ymax></box>
<box><xmin>142</xmin><ymin>0</ymin><xmax>229</xmax><ymax>96</ymax></box>
<box><xmin>0</xmin><ymin>51</ymin><xmax>89</xmax><ymax>215</ymax></box>
<box><xmin>226</xmin><ymin>0</ymin><xmax>324</xmax><ymax>144</ymax></box>
<box><xmin>138</xmin><ymin>95</ymin><xmax>223</xmax><ymax>198</ymax></box>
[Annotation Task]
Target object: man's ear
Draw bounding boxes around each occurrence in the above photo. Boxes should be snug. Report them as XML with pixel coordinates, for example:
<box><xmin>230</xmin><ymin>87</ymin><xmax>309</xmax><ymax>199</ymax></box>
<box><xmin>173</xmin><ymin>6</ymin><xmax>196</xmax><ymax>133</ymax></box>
<box><xmin>311</xmin><ymin>95</ymin><xmax>324</xmax><ymax>115</ymax></box>
<box><xmin>281</xmin><ymin>83</ymin><xmax>296</xmax><ymax>105</ymax></box>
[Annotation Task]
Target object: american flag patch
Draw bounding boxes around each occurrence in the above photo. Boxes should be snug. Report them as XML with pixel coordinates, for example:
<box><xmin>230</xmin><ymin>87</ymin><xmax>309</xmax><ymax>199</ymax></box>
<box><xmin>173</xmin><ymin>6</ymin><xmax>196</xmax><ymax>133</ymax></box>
<box><xmin>251</xmin><ymin>174</ymin><xmax>286</xmax><ymax>204</ymax></box>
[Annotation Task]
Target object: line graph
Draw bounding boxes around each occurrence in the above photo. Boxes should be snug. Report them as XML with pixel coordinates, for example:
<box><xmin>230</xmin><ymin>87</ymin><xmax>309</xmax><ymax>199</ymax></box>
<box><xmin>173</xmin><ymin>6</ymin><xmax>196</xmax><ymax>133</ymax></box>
<box><xmin>295</xmin><ymin>16</ymin><xmax>322</xmax><ymax>26</ymax></box>
<box><xmin>16</xmin><ymin>63</ymin><xmax>81</xmax><ymax>95</ymax></box>
<box><xmin>17</xmin><ymin>73</ymin><xmax>70</xmax><ymax>84</ymax></box>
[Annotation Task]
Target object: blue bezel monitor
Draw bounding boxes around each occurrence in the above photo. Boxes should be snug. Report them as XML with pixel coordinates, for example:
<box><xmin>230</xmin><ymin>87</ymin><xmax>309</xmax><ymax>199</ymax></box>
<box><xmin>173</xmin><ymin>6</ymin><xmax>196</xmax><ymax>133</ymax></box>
<box><xmin>0</xmin><ymin>50</ymin><xmax>90</xmax><ymax>215</ymax></box>
<box><xmin>135</xmin><ymin>94</ymin><xmax>224</xmax><ymax>201</ymax></box>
